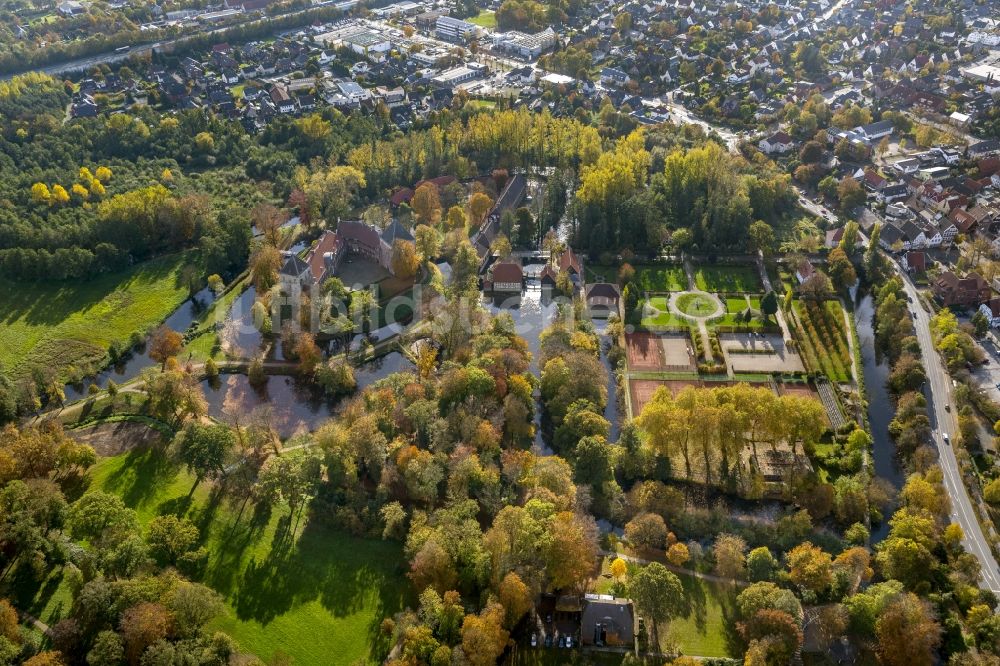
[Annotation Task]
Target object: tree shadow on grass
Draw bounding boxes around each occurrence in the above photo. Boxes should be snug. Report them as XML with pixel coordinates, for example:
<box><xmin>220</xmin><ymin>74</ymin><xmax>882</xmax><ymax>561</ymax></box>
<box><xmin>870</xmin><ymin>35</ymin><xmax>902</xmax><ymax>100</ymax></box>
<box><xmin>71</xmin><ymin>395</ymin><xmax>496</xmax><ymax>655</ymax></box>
<box><xmin>0</xmin><ymin>254</ymin><xmax>186</xmax><ymax>329</ymax></box>
<box><xmin>4</xmin><ymin>565</ymin><xmax>65</xmax><ymax>622</ymax></box>
<box><xmin>223</xmin><ymin>505</ymin><xmax>409</xmax><ymax>655</ymax></box>
<box><xmin>718</xmin><ymin>587</ymin><xmax>743</xmax><ymax>657</ymax></box>
<box><xmin>201</xmin><ymin>499</ymin><xmax>273</xmax><ymax>597</ymax></box>
<box><xmin>101</xmin><ymin>445</ymin><xmax>180</xmax><ymax>509</ymax></box>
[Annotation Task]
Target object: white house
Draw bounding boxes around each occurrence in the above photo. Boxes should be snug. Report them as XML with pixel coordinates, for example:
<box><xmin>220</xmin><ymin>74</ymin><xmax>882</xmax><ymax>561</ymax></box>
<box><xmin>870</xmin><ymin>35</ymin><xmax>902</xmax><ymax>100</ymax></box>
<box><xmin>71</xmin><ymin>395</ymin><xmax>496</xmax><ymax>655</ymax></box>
<box><xmin>759</xmin><ymin>131</ymin><xmax>795</xmax><ymax>154</ymax></box>
<box><xmin>979</xmin><ymin>299</ymin><xmax>1000</xmax><ymax>327</ymax></box>
<box><xmin>600</xmin><ymin>67</ymin><xmax>631</xmax><ymax>87</ymax></box>
<box><xmin>856</xmin><ymin>119</ymin><xmax>894</xmax><ymax>142</ymax></box>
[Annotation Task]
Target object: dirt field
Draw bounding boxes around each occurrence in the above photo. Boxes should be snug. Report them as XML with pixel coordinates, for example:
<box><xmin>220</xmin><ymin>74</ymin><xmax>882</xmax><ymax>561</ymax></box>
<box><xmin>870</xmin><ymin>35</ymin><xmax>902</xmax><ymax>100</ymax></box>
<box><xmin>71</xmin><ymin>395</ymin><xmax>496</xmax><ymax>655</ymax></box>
<box><xmin>626</xmin><ymin>332</ymin><xmax>664</xmax><ymax>370</ymax></box>
<box><xmin>778</xmin><ymin>381</ymin><xmax>830</xmax><ymax>426</ymax></box>
<box><xmin>626</xmin><ymin>332</ymin><xmax>695</xmax><ymax>372</ymax></box>
<box><xmin>629</xmin><ymin>378</ymin><xmax>705</xmax><ymax>416</ymax></box>
<box><xmin>629</xmin><ymin>378</ymin><xmax>775</xmax><ymax>416</ymax></box>
<box><xmin>777</xmin><ymin>382</ymin><xmax>820</xmax><ymax>400</ymax></box>
<box><xmin>69</xmin><ymin>420</ymin><xmax>166</xmax><ymax>456</ymax></box>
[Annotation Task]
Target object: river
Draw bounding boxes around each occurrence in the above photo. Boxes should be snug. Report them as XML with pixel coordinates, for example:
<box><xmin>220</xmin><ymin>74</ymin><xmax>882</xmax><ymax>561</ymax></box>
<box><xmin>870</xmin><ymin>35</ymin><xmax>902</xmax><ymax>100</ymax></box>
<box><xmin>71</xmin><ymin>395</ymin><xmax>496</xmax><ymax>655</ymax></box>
<box><xmin>854</xmin><ymin>293</ymin><xmax>905</xmax><ymax>542</ymax></box>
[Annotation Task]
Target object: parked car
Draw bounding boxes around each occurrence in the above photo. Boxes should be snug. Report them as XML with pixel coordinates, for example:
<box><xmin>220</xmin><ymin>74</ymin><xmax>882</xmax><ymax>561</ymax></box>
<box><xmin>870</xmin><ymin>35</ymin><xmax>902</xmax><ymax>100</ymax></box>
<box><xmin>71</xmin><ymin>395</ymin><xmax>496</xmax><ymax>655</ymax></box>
<box><xmin>544</xmin><ymin>635</ymin><xmax>552</xmax><ymax>648</ymax></box>
<box><xmin>565</xmin><ymin>637</ymin><xmax>573</xmax><ymax>648</ymax></box>
<box><xmin>531</xmin><ymin>634</ymin><xmax>537</xmax><ymax>647</ymax></box>
<box><xmin>558</xmin><ymin>636</ymin><xmax>565</xmax><ymax>648</ymax></box>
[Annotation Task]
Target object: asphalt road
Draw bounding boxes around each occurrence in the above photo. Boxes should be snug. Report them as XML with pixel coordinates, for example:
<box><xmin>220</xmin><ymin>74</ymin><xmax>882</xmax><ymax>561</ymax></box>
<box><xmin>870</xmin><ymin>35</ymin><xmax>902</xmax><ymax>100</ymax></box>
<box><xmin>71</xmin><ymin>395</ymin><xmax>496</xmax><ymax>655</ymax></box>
<box><xmin>0</xmin><ymin>5</ymin><xmax>320</xmax><ymax>81</ymax></box>
<box><xmin>893</xmin><ymin>264</ymin><xmax>1000</xmax><ymax>594</ymax></box>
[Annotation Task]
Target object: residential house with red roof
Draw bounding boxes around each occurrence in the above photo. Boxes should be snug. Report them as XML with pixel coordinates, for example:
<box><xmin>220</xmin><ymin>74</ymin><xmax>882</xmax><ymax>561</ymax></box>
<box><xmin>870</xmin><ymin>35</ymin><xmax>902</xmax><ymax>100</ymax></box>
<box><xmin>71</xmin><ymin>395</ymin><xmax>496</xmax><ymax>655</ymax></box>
<box><xmin>932</xmin><ymin>271</ymin><xmax>991</xmax><ymax>308</ymax></box>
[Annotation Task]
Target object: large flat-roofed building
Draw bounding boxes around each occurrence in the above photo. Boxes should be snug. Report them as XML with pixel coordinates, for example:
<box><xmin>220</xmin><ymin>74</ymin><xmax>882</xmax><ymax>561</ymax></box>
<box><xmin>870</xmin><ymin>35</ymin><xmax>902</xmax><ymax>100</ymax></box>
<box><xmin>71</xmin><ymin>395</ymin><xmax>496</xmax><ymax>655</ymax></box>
<box><xmin>493</xmin><ymin>27</ymin><xmax>557</xmax><ymax>59</ymax></box>
<box><xmin>962</xmin><ymin>63</ymin><xmax>1000</xmax><ymax>83</ymax></box>
<box><xmin>436</xmin><ymin>15</ymin><xmax>478</xmax><ymax>42</ymax></box>
<box><xmin>432</xmin><ymin>63</ymin><xmax>484</xmax><ymax>87</ymax></box>
<box><xmin>342</xmin><ymin>30</ymin><xmax>392</xmax><ymax>61</ymax></box>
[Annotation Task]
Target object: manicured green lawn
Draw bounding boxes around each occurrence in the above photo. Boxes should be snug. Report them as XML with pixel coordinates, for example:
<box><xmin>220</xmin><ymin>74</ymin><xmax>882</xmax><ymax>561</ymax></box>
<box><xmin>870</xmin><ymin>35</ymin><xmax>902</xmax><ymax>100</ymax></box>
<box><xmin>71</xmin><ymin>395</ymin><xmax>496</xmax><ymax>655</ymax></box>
<box><xmin>589</xmin><ymin>264</ymin><xmax>688</xmax><ymax>292</ymax></box>
<box><xmin>25</xmin><ymin>448</ymin><xmax>410</xmax><ymax>665</ymax></box>
<box><xmin>665</xmin><ymin>572</ymin><xmax>738</xmax><ymax>658</ymax></box>
<box><xmin>0</xmin><ymin>252</ymin><xmax>198</xmax><ymax>380</ymax></box>
<box><xmin>676</xmin><ymin>293</ymin><xmax>719</xmax><ymax>317</ymax></box>
<box><xmin>469</xmin><ymin>9</ymin><xmax>496</xmax><ymax>27</ymax></box>
<box><xmin>465</xmin><ymin>99</ymin><xmax>497</xmax><ymax>110</ymax></box>
<box><xmin>693</xmin><ymin>266</ymin><xmax>762</xmax><ymax>293</ymax></box>
<box><xmin>636</xmin><ymin>297</ymin><xmax>689</xmax><ymax>330</ymax></box>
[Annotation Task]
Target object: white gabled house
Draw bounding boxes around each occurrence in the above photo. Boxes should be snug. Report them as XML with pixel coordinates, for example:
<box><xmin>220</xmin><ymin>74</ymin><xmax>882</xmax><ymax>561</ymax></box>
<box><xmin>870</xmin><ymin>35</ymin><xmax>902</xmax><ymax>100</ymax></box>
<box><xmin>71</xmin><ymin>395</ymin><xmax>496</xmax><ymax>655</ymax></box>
<box><xmin>979</xmin><ymin>298</ymin><xmax>1000</xmax><ymax>328</ymax></box>
<box><xmin>759</xmin><ymin>130</ymin><xmax>794</xmax><ymax>155</ymax></box>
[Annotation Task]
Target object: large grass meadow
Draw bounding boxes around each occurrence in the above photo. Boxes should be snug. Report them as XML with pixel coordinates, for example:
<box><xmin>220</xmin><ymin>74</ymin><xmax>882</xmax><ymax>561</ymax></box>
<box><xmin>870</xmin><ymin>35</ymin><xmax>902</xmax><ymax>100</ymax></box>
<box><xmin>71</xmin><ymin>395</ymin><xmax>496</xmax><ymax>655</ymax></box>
<box><xmin>13</xmin><ymin>446</ymin><xmax>409</xmax><ymax>665</ymax></box>
<box><xmin>0</xmin><ymin>252</ymin><xmax>197</xmax><ymax>380</ymax></box>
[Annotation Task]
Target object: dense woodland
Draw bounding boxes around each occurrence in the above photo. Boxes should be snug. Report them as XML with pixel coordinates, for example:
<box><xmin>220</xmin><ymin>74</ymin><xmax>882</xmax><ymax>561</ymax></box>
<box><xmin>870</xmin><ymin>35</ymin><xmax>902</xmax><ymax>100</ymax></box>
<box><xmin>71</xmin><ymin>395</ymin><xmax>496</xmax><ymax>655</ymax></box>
<box><xmin>0</xmin><ymin>72</ymin><xmax>794</xmax><ymax>283</ymax></box>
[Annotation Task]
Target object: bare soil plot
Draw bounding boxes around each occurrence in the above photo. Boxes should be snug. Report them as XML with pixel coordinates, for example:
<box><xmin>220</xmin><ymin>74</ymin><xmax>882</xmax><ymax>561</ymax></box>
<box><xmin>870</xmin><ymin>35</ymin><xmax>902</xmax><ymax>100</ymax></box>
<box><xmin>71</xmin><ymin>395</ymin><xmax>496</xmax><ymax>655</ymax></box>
<box><xmin>629</xmin><ymin>378</ymin><xmax>704</xmax><ymax>416</ymax></box>
<box><xmin>626</xmin><ymin>332</ymin><xmax>696</xmax><ymax>372</ymax></box>
<box><xmin>69</xmin><ymin>420</ymin><xmax>165</xmax><ymax>456</ymax></box>
<box><xmin>626</xmin><ymin>331</ymin><xmax>667</xmax><ymax>370</ymax></box>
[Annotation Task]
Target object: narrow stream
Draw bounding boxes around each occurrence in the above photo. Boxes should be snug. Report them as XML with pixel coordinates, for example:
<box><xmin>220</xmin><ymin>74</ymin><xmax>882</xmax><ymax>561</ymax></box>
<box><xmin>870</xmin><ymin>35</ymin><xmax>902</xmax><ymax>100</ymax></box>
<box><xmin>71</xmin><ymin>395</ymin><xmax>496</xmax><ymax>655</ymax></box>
<box><xmin>855</xmin><ymin>294</ymin><xmax>905</xmax><ymax>542</ymax></box>
<box><xmin>483</xmin><ymin>283</ymin><xmax>559</xmax><ymax>454</ymax></box>
<box><xmin>593</xmin><ymin>319</ymin><xmax>621</xmax><ymax>442</ymax></box>
<box><xmin>482</xmin><ymin>281</ymin><xmax>620</xmax><ymax>454</ymax></box>
<box><xmin>64</xmin><ymin>287</ymin><xmax>218</xmax><ymax>401</ymax></box>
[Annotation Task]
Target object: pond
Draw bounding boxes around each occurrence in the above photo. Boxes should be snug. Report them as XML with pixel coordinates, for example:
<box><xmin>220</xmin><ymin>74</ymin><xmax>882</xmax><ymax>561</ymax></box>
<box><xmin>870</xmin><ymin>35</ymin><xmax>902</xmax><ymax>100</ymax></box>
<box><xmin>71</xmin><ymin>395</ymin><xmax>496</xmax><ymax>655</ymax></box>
<box><xmin>219</xmin><ymin>286</ymin><xmax>265</xmax><ymax>359</ymax></box>
<box><xmin>855</xmin><ymin>293</ymin><xmax>905</xmax><ymax>542</ymax></box>
<box><xmin>201</xmin><ymin>352</ymin><xmax>413</xmax><ymax>439</ymax></box>
<box><xmin>65</xmin><ymin>287</ymin><xmax>218</xmax><ymax>401</ymax></box>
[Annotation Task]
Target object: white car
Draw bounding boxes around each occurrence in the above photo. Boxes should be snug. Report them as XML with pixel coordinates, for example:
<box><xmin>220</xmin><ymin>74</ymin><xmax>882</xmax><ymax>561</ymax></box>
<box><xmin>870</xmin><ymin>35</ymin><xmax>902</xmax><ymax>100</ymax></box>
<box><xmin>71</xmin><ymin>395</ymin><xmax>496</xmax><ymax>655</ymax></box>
<box><xmin>530</xmin><ymin>634</ymin><xmax>537</xmax><ymax>647</ymax></box>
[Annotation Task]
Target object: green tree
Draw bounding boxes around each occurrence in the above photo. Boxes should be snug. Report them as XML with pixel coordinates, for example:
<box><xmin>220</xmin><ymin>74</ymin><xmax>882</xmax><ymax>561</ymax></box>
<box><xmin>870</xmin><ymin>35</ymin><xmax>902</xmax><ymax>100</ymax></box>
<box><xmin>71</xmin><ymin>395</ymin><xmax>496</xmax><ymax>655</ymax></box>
<box><xmin>760</xmin><ymin>291</ymin><xmax>778</xmax><ymax>322</ymax></box>
<box><xmin>747</xmin><ymin>547</ymin><xmax>779</xmax><ymax>582</ymax></box>
<box><xmin>748</xmin><ymin>220</ymin><xmax>776</xmax><ymax>256</ymax></box>
<box><xmin>176</xmin><ymin>423</ymin><xmax>234</xmax><ymax>486</ymax></box>
<box><xmin>629</xmin><ymin>562</ymin><xmax>684</xmax><ymax>647</ymax></box>
<box><xmin>146</xmin><ymin>514</ymin><xmax>200</xmax><ymax>566</ymax></box>
<box><xmin>837</xmin><ymin>177</ymin><xmax>865</xmax><ymax>211</ymax></box>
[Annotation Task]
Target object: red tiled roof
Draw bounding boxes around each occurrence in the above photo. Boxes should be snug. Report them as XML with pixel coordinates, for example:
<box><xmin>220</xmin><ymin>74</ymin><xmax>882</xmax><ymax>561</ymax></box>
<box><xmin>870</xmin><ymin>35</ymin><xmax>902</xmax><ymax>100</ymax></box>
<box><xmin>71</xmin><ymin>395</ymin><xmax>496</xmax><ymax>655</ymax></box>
<box><xmin>905</xmin><ymin>250</ymin><xmax>926</xmax><ymax>272</ymax></box>
<box><xmin>492</xmin><ymin>262</ymin><xmax>523</xmax><ymax>284</ymax></box>
<box><xmin>390</xmin><ymin>187</ymin><xmax>414</xmax><ymax>207</ymax></box>
<box><xmin>977</xmin><ymin>158</ymin><xmax>1000</xmax><ymax>178</ymax></box>
<box><xmin>309</xmin><ymin>231</ymin><xmax>342</xmax><ymax>281</ymax></box>
<box><xmin>559</xmin><ymin>248</ymin><xmax>582</xmax><ymax>275</ymax></box>
<box><xmin>949</xmin><ymin>208</ymin><xmax>976</xmax><ymax>232</ymax></box>
<box><xmin>415</xmin><ymin>175</ymin><xmax>457</xmax><ymax>190</ymax></box>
